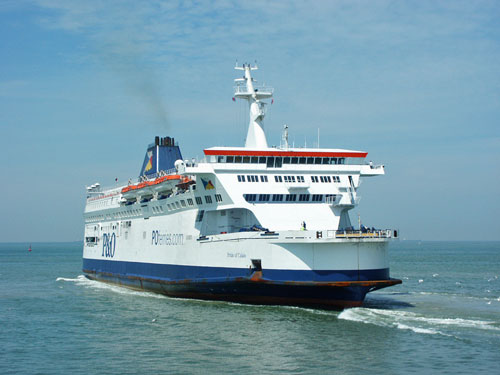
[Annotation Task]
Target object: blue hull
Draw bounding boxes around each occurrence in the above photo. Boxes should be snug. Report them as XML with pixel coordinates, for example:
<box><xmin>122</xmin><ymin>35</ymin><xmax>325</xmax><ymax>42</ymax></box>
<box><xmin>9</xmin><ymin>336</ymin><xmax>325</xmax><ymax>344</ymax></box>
<box><xmin>83</xmin><ymin>258</ymin><xmax>401</xmax><ymax>309</ymax></box>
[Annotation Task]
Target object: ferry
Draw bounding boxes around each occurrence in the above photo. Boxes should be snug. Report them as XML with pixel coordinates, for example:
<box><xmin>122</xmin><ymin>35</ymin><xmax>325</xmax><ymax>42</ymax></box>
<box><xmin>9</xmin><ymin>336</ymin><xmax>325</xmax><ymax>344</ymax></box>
<box><xmin>82</xmin><ymin>64</ymin><xmax>401</xmax><ymax>308</ymax></box>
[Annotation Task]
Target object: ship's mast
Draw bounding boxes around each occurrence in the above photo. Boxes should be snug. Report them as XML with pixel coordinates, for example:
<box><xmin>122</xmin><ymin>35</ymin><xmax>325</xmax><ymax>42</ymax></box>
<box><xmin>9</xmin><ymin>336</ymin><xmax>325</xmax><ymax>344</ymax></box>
<box><xmin>234</xmin><ymin>63</ymin><xmax>273</xmax><ymax>149</ymax></box>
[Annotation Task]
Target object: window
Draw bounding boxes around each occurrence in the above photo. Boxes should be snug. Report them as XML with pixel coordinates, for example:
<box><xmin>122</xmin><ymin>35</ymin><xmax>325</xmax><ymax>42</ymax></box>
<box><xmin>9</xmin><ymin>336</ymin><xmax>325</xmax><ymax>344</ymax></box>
<box><xmin>175</xmin><ymin>202</ymin><xmax>181</xmax><ymax>208</ymax></box>
<box><xmin>215</xmin><ymin>194</ymin><xmax>223</xmax><ymax>202</ymax></box>
<box><xmin>260</xmin><ymin>175</ymin><xmax>268</xmax><ymax>182</ymax></box>
<box><xmin>205</xmin><ymin>195</ymin><xmax>213</xmax><ymax>204</ymax></box>
<box><xmin>312</xmin><ymin>194</ymin><xmax>323</xmax><ymax>202</ymax></box>
<box><xmin>244</xmin><ymin>194</ymin><xmax>257</xmax><ymax>202</ymax></box>
<box><xmin>297</xmin><ymin>176</ymin><xmax>305</xmax><ymax>183</ymax></box>
<box><xmin>333</xmin><ymin>176</ymin><xmax>340</xmax><ymax>183</ymax></box>
<box><xmin>286</xmin><ymin>194</ymin><xmax>297</xmax><ymax>202</ymax></box>
<box><xmin>311</xmin><ymin>176</ymin><xmax>319</xmax><ymax>183</ymax></box>
<box><xmin>299</xmin><ymin>194</ymin><xmax>310</xmax><ymax>202</ymax></box>
<box><xmin>272</xmin><ymin>194</ymin><xmax>283</xmax><ymax>202</ymax></box>
<box><xmin>326</xmin><ymin>176</ymin><xmax>332</xmax><ymax>183</ymax></box>
<box><xmin>320</xmin><ymin>176</ymin><xmax>325</xmax><ymax>183</ymax></box>
<box><xmin>274</xmin><ymin>176</ymin><xmax>283</xmax><ymax>183</ymax></box>
<box><xmin>181</xmin><ymin>200</ymin><xmax>187</xmax><ymax>207</ymax></box>
<box><xmin>267</xmin><ymin>157</ymin><xmax>275</xmax><ymax>168</ymax></box>
<box><xmin>259</xmin><ymin>194</ymin><xmax>270</xmax><ymax>202</ymax></box>
<box><xmin>187</xmin><ymin>198</ymin><xmax>194</xmax><ymax>206</ymax></box>
<box><xmin>196</xmin><ymin>210</ymin><xmax>205</xmax><ymax>222</ymax></box>
<box><xmin>237</xmin><ymin>175</ymin><xmax>244</xmax><ymax>182</ymax></box>
<box><xmin>195</xmin><ymin>197</ymin><xmax>202</xmax><ymax>205</ymax></box>
<box><xmin>325</xmin><ymin>194</ymin><xmax>337</xmax><ymax>203</ymax></box>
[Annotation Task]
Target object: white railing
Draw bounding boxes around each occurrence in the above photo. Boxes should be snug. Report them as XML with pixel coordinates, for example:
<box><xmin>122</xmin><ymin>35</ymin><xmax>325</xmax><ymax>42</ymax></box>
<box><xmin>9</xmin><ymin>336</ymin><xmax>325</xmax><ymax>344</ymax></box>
<box><xmin>234</xmin><ymin>85</ymin><xmax>274</xmax><ymax>95</ymax></box>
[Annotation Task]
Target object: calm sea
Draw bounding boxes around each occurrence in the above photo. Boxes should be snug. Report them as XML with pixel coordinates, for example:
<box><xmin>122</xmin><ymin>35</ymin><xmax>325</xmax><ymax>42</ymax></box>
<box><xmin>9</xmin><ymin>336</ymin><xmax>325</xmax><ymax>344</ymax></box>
<box><xmin>1</xmin><ymin>241</ymin><xmax>499</xmax><ymax>375</ymax></box>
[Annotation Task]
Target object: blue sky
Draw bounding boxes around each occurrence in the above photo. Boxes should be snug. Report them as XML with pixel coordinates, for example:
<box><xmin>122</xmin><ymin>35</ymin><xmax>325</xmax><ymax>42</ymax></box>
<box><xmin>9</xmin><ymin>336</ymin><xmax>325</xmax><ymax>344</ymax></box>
<box><xmin>1</xmin><ymin>0</ymin><xmax>499</xmax><ymax>241</ymax></box>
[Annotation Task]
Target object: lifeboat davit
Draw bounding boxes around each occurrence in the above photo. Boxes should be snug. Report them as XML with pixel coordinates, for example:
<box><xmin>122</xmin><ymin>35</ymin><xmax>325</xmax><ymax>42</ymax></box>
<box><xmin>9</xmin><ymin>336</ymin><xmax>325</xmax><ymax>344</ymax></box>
<box><xmin>120</xmin><ymin>175</ymin><xmax>183</xmax><ymax>201</ymax></box>
<box><xmin>151</xmin><ymin>175</ymin><xmax>182</xmax><ymax>195</ymax></box>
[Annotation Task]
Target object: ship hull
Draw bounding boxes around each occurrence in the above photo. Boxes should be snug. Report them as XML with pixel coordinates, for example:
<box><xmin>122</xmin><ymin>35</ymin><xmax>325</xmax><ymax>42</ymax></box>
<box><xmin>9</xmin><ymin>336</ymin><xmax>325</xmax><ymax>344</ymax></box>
<box><xmin>83</xmin><ymin>258</ymin><xmax>401</xmax><ymax>309</ymax></box>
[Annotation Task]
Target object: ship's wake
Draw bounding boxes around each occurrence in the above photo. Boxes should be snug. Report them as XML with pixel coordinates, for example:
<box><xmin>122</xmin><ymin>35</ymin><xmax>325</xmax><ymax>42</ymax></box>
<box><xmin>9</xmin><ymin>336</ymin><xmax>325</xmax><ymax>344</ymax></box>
<box><xmin>338</xmin><ymin>307</ymin><xmax>500</xmax><ymax>337</ymax></box>
<box><xmin>56</xmin><ymin>275</ymin><xmax>167</xmax><ymax>299</ymax></box>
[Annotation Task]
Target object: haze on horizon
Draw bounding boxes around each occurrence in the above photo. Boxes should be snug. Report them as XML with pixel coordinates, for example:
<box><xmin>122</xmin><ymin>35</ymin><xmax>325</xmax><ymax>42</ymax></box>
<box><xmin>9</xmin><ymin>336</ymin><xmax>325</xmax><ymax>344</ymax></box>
<box><xmin>1</xmin><ymin>0</ymin><xmax>499</xmax><ymax>242</ymax></box>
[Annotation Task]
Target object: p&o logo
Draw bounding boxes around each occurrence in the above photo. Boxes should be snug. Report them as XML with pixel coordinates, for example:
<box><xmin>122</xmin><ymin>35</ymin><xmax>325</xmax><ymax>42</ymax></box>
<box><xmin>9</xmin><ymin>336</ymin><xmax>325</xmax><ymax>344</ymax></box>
<box><xmin>102</xmin><ymin>233</ymin><xmax>116</xmax><ymax>258</ymax></box>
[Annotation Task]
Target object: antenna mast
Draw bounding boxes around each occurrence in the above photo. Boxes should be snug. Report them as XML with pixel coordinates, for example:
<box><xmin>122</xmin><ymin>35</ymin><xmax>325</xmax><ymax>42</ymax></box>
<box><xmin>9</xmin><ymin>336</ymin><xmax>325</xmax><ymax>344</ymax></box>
<box><xmin>233</xmin><ymin>63</ymin><xmax>274</xmax><ymax>149</ymax></box>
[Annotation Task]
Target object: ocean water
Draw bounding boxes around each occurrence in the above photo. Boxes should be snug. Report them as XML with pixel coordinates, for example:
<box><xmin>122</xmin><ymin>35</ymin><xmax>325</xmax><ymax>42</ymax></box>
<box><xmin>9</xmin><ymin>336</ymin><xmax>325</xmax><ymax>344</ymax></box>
<box><xmin>1</xmin><ymin>241</ymin><xmax>499</xmax><ymax>375</ymax></box>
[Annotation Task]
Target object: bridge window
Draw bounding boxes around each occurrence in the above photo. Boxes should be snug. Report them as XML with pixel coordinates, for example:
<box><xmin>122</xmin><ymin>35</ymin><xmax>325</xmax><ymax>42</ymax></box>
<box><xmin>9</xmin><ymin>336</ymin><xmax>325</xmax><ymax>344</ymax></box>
<box><xmin>275</xmin><ymin>157</ymin><xmax>282</xmax><ymax>167</ymax></box>
<box><xmin>195</xmin><ymin>197</ymin><xmax>202</xmax><ymax>205</ymax></box>
<box><xmin>244</xmin><ymin>194</ymin><xmax>257</xmax><ymax>202</ymax></box>
<box><xmin>283</xmin><ymin>157</ymin><xmax>291</xmax><ymax>164</ymax></box>
<box><xmin>217</xmin><ymin>156</ymin><xmax>225</xmax><ymax>163</ymax></box>
<box><xmin>187</xmin><ymin>198</ymin><xmax>194</xmax><ymax>206</ymax></box>
<box><xmin>307</xmin><ymin>157</ymin><xmax>314</xmax><ymax>164</ymax></box>
<box><xmin>235</xmin><ymin>156</ymin><xmax>242</xmax><ymax>163</ymax></box>
<box><xmin>299</xmin><ymin>157</ymin><xmax>306</xmax><ymax>164</ymax></box>
<box><xmin>322</xmin><ymin>158</ymin><xmax>330</xmax><ymax>165</ymax></box>
<box><xmin>226</xmin><ymin>156</ymin><xmax>234</xmax><ymax>163</ymax></box>
<box><xmin>291</xmin><ymin>157</ymin><xmax>298</xmax><ymax>164</ymax></box>
<box><xmin>243</xmin><ymin>156</ymin><xmax>250</xmax><ymax>163</ymax></box>
<box><xmin>205</xmin><ymin>195</ymin><xmax>213</xmax><ymax>204</ymax></box>
<box><xmin>259</xmin><ymin>156</ymin><xmax>266</xmax><ymax>164</ymax></box>
<box><xmin>181</xmin><ymin>200</ymin><xmax>187</xmax><ymax>207</ymax></box>
<box><xmin>315</xmin><ymin>158</ymin><xmax>322</xmax><ymax>164</ymax></box>
<box><xmin>267</xmin><ymin>157</ymin><xmax>275</xmax><ymax>168</ymax></box>
<box><xmin>251</xmin><ymin>156</ymin><xmax>258</xmax><ymax>163</ymax></box>
<box><xmin>215</xmin><ymin>194</ymin><xmax>223</xmax><ymax>202</ymax></box>
<box><xmin>312</xmin><ymin>194</ymin><xmax>323</xmax><ymax>202</ymax></box>
<box><xmin>299</xmin><ymin>194</ymin><xmax>310</xmax><ymax>201</ymax></box>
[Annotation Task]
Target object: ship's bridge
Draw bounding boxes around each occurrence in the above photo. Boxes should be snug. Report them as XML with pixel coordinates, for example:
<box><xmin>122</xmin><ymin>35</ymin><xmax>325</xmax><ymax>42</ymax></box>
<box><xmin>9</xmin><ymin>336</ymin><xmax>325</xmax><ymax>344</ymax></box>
<box><xmin>203</xmin><ymin>147</ymin><xmax>368</xmax><ymax>167</ymax></box>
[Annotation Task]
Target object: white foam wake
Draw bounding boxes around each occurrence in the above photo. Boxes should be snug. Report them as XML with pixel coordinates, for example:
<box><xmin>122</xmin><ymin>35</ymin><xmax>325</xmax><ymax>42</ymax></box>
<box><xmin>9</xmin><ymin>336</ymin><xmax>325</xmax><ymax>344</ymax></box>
<box><xmin>338</xmin><ymin>308</ymin><xmax>500</xmax><ymax>336</ymax></box>
<box><xmin>56</xmin><ymin>275</ymin><xmax>167</xmax><ymax>299</ymax></box>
